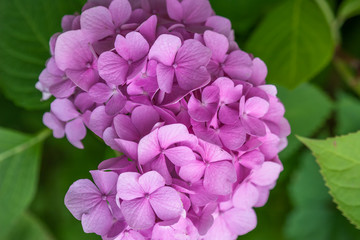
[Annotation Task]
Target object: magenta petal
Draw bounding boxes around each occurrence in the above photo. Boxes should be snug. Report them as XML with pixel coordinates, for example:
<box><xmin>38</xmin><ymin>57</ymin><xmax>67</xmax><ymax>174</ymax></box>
<box><xmin>149</xmin><ymin>34</ymin><xmax>181</xmax><ymax>66</ymax></box>
<box><xmin>138</xmin><ymin>15</ymin><xmax>158</xmax><ymax>43</ymax></box>
<box><xmin>121</xmin><ymin>198</ymin><xmax>155</xmax><ymax>230</ymax></box>
<box><xmin>164</xmin><ymin>146</ymin><xmax>196</xmax><ymax>166</ymax></box>
<box><xmin>203</xmin><ymin>161</ymin><xmax>237</xmax><ymax>195</ymax></box>
<box><xmin>89</xmin><ymin>106</ymin><xmax>113</xmax><ymax>137</ymax></box>
<box><xmin>181</xmin><ymin>0</ymin><xmax>212</xmax><ymax>24</ymax></box>
<box><xmin>204</xmin><ymin>30</ymin><xmax>228</xmax><ymax>62</ymax></box>
<box><xmin>98</xmin><ymin>51</ymin><xmax>129</xmax><ymax>85</ymax></box>
<box><xmin>43</xmin><ymin>112</ymin><xmax>65</xmax><ymax>138</ymax></box>
<box><xmin>249</xmin><ymin>57</ymin><xmax>267</xmax><ymax>86</ymax></box>
<box><xmin>176</xmin><ymin>39</ymin><xmax>211</xmax><ymax>68</ymax></box>
<box><xmin>151</xmin><ymin>154</ymin><xmax>173</xmax><ymax>185</ymax></box>
<box><xmin>66</xmin><ymin>68</ymin><xmax>99</xmax><ymax>91</ymax></box>
<box><xmin>218</xmin><ymin>105</ymin><xmax>239</xmax><ymax>125</ymax></box>
<box><xmin>149</xmin><ymin>186</ymin><xmax>182</xmax><ymax>220</ymax></box>
<box><xmin>49</xmin><ymin>80</ymin><xmax>76</xmax><ymax>98</ymax></box>
<box><xmin>131</xmin><ymin>105</ymin><xmax>159</xmax><ymax>136</ymax></box>
<box><xmin>219</xmin><ymin>123</ymin><xmax>246</xmax><ymax>150</ymax></box>
<box><xmin>213</xmin><ymin>77</ymin><xmax>243</xmax><ymax>104</ymax></box>
<box><xmin>89</xmin><ymin>83</ymin><xmax>113</xmax><ymax>103</ymax></box>
<box><xmin>166</xmin><ymin>0</ymin><xmax>183</xmax><ymax>22</ymax></box>
<box><xmin>65</xmin><ymin>179</ymin><xmax>101</xmax><ymax>220</ymax></box>
<box><xmin>223</xmin><ymin>50</ymin><xmax>253</xmax><ymax>80</ymax></box>
<box><xmin>232</xmin><ymin>182</ymin><xmax>259</xmax><ymax>209</ymax></box>
<box><xmin>81</xmin><ymin>6</ymin><xmax>114</xmax><ymax>40</ymax></box>
<box><xmin>51</xmin><ymin>99</ymin><xmax>79</xmax><ymax>122</ymax></box>
<box><xmin>115</xmin><ymin>139</ymin><xmax>139</xmax><ymax>161</ymax></box>
<box><xmin>114</xmin><ymin>114</ymin><xmax>140</xmax><ymax>141</ymax></box>
<box><xmin>81</xmin><ymin>200</ymin><xmax>113</xmax><ymax>235</ymax></box>
<box><xmin>105</xmin><ymin>92</ymin><xmax>127</xmax><ymax>115</ymax></box>
<box><xmin>158</xmin><ymin>124</ymin><xmax>190</xmax><ymax>149</ymax></box>
<box><xmin>109</xmin><ymin>0</ymin><xmax>132</xmax><ymax>26</ymax></box>
<box><xmin>179</xmin><ymin>161</ymin><xmax>206</xmax><ymax>183</ymax></box>
<box><xmin>138</xmin><ymin>129</ymin><xmax>160</xmax><ymax>165</ymax></box>
<box><xmin>241</xmin><ymin>116</ymin><xmax>266</xmax><ymax>137</ymax></box>
<box><xmin>90</xmin><ymin>170</ymin><xmax>118</xmax><ymax>195</ymax></box>
<box><xmin>115</xmin><ymin>32</ymin><xmax>149</xmax><ymax>62</ymax></box>
<box><xmin>156</xmin><ymin>63</ymin><xmax>175</xmax><ymax>93</ymax></box>
<box><xmin>240</xmin><ymin>150</ymin><xmax>264</xmax><ymax>169</ymax></box>
<box><xmin>176</xmin><ymin>66</ymin><xmax>210</xmax><ymax>91</ymax></box>
<box><xmin>117</xmin><ymin>172</ymin><xmax>144</xmax><ymax>200</ymax></box>
<box><xmin>65</xmin><ymin>118</ymin><xmax>86</xmax><ymax>149</ymax></box>
<box><xmin>250</xmin><ymin>162</ymin><xmax>282</xmax><ymax>186</ymax></box>
<box><xmin>138</xmin><ymin>171</ymin><xmax>165</xmax><ymax>194</ymax></box>
<box><xmin>205</xmin><ymin>16</ymin><xmax>232</xmax><ymax>36</ymax></box>
<box><xmin>223</xmin><ymin>208</ymin><xmax>257</xmax><ymax>236</ymax></box>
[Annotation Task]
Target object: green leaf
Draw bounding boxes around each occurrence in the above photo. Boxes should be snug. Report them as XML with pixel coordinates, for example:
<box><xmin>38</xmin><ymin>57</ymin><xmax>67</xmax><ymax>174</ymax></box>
<box><xmin>246</xmin><ymin>0</ymin><xmax>335</xmax><ymax>88</ymax></box>
<box><xmin>336</xmin><ymin>93</ymin><xmax>360</xmax><ymax>135</ymax></box>
<box><xmin>5</xmin><ymin>212</ymin><xmax>54</xmax><ymax>240</ymax></box>
<box><xmin>0</xmin><ymin>0</ymin><xmax>85</xmax><ymax>110</ymax></box>
<box><xmin>298</xmin><ymin>132</ymin><xmax>360</xmax><ymax>229</ymax></box>
<box><xmin>277</xmin><ymin>83</ymin><xmax>332</xmax><ymax>159</ymax></box>
<box><xmin>0</xmin><ymin>128</ymin><xmax>50</xmax><ymax>238</ymax></box>
<box><xmin>338</xmin><ymin>0</ymin><xmax>360</xmax><ymax>24</ymax></box>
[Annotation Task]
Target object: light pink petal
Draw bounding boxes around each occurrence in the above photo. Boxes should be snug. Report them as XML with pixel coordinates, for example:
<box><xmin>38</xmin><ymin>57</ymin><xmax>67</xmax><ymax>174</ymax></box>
<box><xmin>232</xmin><ymin>182</ymin><xmax>259</xmax><ymax>209</ymax></box>
<box><xmin>138</xmin><ymin>129</ymin><xmax>160</xmax><ymax>165</ymax></box>
<box><xmin>43</xmin><ymin>112</ymin><xmax>65</xmax><ymax>138</ymax></box>
<box><xmin>166</xmin><ymin>0</ymin><xmax>183</xmax><ymax>22</ymax></box>
<box><xmin>65</xmin><ymin>68</ymin><xmax>99</xmax><ymax>91</ymax></box>
<box><xmin>65</xmin><ymin>179</ymin><xmax>101</xmax><ymax>220</ymax></box>
<box><xmin>89</xmin><ymin>82</ymin><xmax>113</xmax><ymax>103</ymax></box>
<box><xmin>199</xmin><ymin>140</ymin><xmax>233</xmax><ymax>163</ymax></box>
<box><xmin>81</xmin><ymin>200</ymin><xmax>113</xmax><ymax>235</ymax></box>
<box><xmin>149</xmin><ymin>186</ymin><xmax>183</xmax><ymax>220</ymax></box>
<box><xmin>109</xmin><ymin>0</ymin><xmax>132</xmax><ymax>26</ymax></box>
<box><xmin>179</xmin><ymin>161</ymin><xmax>206</xmax><ymax>183</ymax></box>
<box><xmin>203</xmin><ymin>215</ymin><xmax>233</xmax><ymax>240</ymax></box>
<box><xmin>181</xmin><ymin>0</ymin><xmax>212</xmax><ymax>24</ymax></box>
<box><xmin>149</xmin><ymin>34</ymin><xmax>181</xmax><ymax>66</ymax></box>
<box><xmin>213</xmin><ymin>77</ymin><xmax>243</xmax><ymax>104</ymax></box>
<box><xmin>156</xmin><ymin>63</ymin><xmax>175</xmax><ymax>93</ymax></box>
<box><xmin>158</xmin><ymin>124</ymin><xmax>190</xmax><ymax>149</ymax></box>
<box><xmin>115</xmin><ymin>139</ymin><xmax>139</xmax><ymax>161</ymax></box>
<box><xmin>248</xmin><ymin>57</ymin><xmax>267</xmax><ymax>86</ymax></box>
<box><xmin>254</xmin><ymin>186</ymin><xmax>270</xmax><ymax>207</ymax></box>
<box><xmin>244</xmin><ymin>97</ymin><xmax>269</xmax><ymax>118</ymax></box>
<box><xmin>115</xmin><ymin>32</ymin><xmax>149</xmax><ymax>62</ymax></box>
<box><xmin>55</xmin><ymin>30</ymin><xmax>93</xmax><ymax>71</ymax></box>
<box><xmin>249</xmin><ymin>162</ymin><xmax>282</xmax><ymax>186</ymax></box>
<box><xmin>175</xmin><ymin>66</ymin><xmax>210</xmax><ymax>91</ymax></box>
<box><xmin>241</xmin><ymin>116</ymin><xmax>267</xmax><ymax>137</ymax></box>
<box><xmin>202</xmin><ymin>85</ymin><xmax>220</xmax><ymax>104</ymax></box>
<box><xmin>131</xmin><ymin>105</ymin><xmax>160</xmax><ymax>136</ymax></box>
<box><xmin>90</xmin><ymin>170</ymin><xmax>118</xmax><ymax>195</ymax></box>
<box><xmin>205</xmin><ymin>16</ymin><xmax>232</xmax><ymax>36</ymax></box>
<box><xmin>223</xmin><ymin>208</ymin><xmax>257</xmax><ymax>236</ymax></box>
<box><xmin>105</xmin><ymin>92</ymin><xmax>127</xmax><ymax>115</ymax></box>
<box><xmin>81</xmin><ymin>6</ymin><xmax>114</xmax><ymax>40</ymax></box>
<box><xmin>239</xmin><ymin>150</ymin><xmax>264</xmax><ymax>169</ymax></box>
<box><xmin>204</xmin><ymin>31</ymin><xmax>228</xmax><ymax>62</ymax></box>
<box><xmin>219</xmin><ymin>123</ymin><xmax>246</xmax><ymax>150</ymax></box>
<box><xmin>138</xmin><ymin>171</ymin><xmax>165</xmax><ymax>194</ymax></box>
<box><xmin>223</xmin><ymin>50</ymin><xmax>253</xmax><ymax>80</ymax></box>
<box><xmin>89</xmin><ymin>106</ymin><xmax>113</xmax><ymax>137</ymax></box>
<box><xmin>98</xmin><ymin>51</ymin><xmax>129</xmax><ymax>85</ymax></box>
<box><xmin>103</xmin><ymin>127</ymin><xmax>122</xmax><ymax>151</ymax></box>
<box><xmin>259</xmin><ymin>133</ymin><xmax>281</xmax><ymax>160</ymax></box>
<box><xmin>114</xmin><ymin>114</ymin><xmax>140</xmax><ymax>142</ymax></box>
<box><xmin>164</xmin><ymin>146</ymin><xmax>196</xmax><ymax>166</ymax></box>
<box><xmin>203</xmin><ymin>161</ymin><xmax>237</xmax><ymax>196</ymax></box>
<box><xmin>51</xmin><ymin>99</ymin><xmax>79</xmax><ymax>122</ymax></box>
<box><xmin>121</xmin><ymin>198</ymin><xmax>155</xmax><ymax>229</ymax></box>
<box><xmin>175</xmin><ymin>39</ymin><xmax>211</xmax><ymax>68</ymax></box>
<box><xmin>65</xmin><ymin>118</ymin><xmax>86</xmax><ymax>149</ymax></box>
<box><xmin>49</xmin><ymin>79</ymin><xmax>76</xmax><ymax>98</ymax></box>
<box><xmin>117</xmin><ymin>172</ymin><xmax>144</xmax><ymax>200</ymax></box>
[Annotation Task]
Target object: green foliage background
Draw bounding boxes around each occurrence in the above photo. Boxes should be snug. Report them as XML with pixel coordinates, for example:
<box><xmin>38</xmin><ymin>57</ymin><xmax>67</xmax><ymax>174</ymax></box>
<box><xmin>0</xmin><ymin>0</ymin><xmax>360</xmax><ymax>239</ymax></box>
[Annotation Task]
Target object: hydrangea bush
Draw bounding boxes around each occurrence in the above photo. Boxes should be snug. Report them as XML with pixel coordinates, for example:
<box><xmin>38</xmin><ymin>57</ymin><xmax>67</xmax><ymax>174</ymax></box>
<box><xmin>37</xmin><ymin>0</ymin><xmax>290</xmax><ymax>239</ymax></box>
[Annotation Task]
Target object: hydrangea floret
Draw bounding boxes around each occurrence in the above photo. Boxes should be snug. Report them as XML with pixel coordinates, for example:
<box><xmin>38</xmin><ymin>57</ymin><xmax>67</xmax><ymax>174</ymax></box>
<box><xmin>37</xmin><ymin>0</ymin><xmax>290</xmax><ymax>239</ymax></box>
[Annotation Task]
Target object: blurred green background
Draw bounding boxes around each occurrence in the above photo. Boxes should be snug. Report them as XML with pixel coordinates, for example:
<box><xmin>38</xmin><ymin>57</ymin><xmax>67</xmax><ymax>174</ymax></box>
<box><xmin>1</xmin><ymin>0</ymin><xmax>360</xmax><ymax>239</ymax></box>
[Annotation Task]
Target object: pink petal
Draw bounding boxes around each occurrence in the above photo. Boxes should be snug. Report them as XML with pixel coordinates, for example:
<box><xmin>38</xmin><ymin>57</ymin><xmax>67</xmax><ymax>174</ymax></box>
<box><xmin>74</xmin><ymin>92</ymin><xmax>95</xmax><ymax>113</ymax></box>
<box><xmin>115</xmin><ymin>139</ymin><xmax>139</xmax><ymax>161</ymax></box>
<box><xmin>121</xmin><ymin>198</ymin><xmax>155</xmax><ymax>229</ymax></box>
<box><xmin>98</xmin><ymin>51</ymin><xmax>129</xmax><ymax>85</ymax></box>
<box><xmin>105</xmin><ymin>92</ymin><xmax>127</xmax><ymax>115</ymax></box>
<box><xmin>89</xmin><ymin>83</ymin><xmax>113</xmax><ymax>103</ymax></box>
<box><xmin>81</xmin><ymin>6</ymin><xmax>114</xmax><ymax>40</ymax></box>
<box><xmin>181</xmin><ymin>0</ymin><xmax>212</xmax><ymax>24</ymax></box>
<box><xmin>109</xmin><ymin>0</ymin><xmax>132</xmax><ymax>26</ymax></box>
<box><xmin>131</xmin><ymin>105</ymin><xmax>160</xmax><ymax>136</ymax></box>
<box><xmin>166</xmin><ymin>0</ymin><xmax>183</xmax><ymax>22</ymax></box>
<box><xmin>43</xmin><ymin>112</ymin><xmax>65</xmax><ymax>138</ymax></box>
<box><xmin>239</xmin><ymin>150</ymin><xmax>264</xmax><ymax>169</ymax></box>
<box><xmin>65</xmin><ymin>118</ymin><xmax>86</xmax><ymax>149</ymax></box>
<box><xmin>244</xmin><ymin>97</ymin><xmax>269</xmax><ymax>118</ymax></box>
<box><xmin>49</xmin><ymin>79</ymin><xmax>76</xmax><ymax>98</ymax></box>
<box><xmin>213</xmin><ymin>77</ymin><xmax>243</xmax><ymax>104</ymax></box>
<box><xmin>175</xmin><ymin>39</ymin><xmax>211</xmax><ymax>68</ymax></box>
<box><xmin>114</xmin><ymin>114</ymin><xmax>140</xmax><ymax>141</ymax></box>
<box><xmin>179</xmin><ymin>161</ymin><xmax>206</xmax><ymax>183</ymax></box>
<box><xmin>204</xmin><ymin>31</ymin><xmax>228</xmax><ymax>62</ymax></box>
<box><xmin>241</xmin><ymin>116</ymin><xmax>266</xmax><ymax>137</ymax></box>
<box><xmin>51</xmin><ymin>99</ymin><xmax>79</xmax><ymax>122</ymax></box>
<box><xmin>223</xmin><ymin>208</ymin><xmax>257</xmax><ymax>236</ymax></box>
<box><xmin>248</xmin><ymin>57</ymin><xmax>267</xmax><ymax>86</ymax></box>
<box><xmin>199</xmin><ymin>140</ymin><xmax>233</xmax><ymax>163</ymax></box>
<box><xmin>89</xmin><ymin>106</ymin><xmax>113</xmax><ymax>137</ymax></box>
<box><xmin>219</xmin><ymin>123</ymin><xmax>246</xmax><ymax>150</ymax></box>
<box><xmin>115</xmin><ymin>32</ymin><xmax>149</xmax><ymax>62</ymax></box>
<box><xmin>223</xmin><ymin>50</ymin><xmax>253</xmax><ymax>80</ymax></box>
<box><xmin>158</xmin><ymin>124</ymin><xmax>190</xmax><ymax>149</ymax></box>
<box><xmin>205</xmin><ymin>16</ymin><xmax>232</xmax><ymax>36</ymax></box>
<box><xmin>151</xmin><ymin>154</ymin><xmax>173</xmax><ymax>185</ymax></box>
<box><xmin>81</xmin><ymin>200</ymin><xmax>113</xmax><ymax>235</ymax></box>
<box><xmin>149</xmin><ymin>186</ymin><xmax>183</xmax><ymax>220</ymax></box>
<box><xmin>188</xmin><ymin>96</ymin><xmax>216</xmax><ymax>122</ymax></box>
<box><xmin>65</xmin><ymin>68</ymin><xmax>99</xmax><ymax>91</ymax></box>
<box><xmin>138</xmin><ymin>129</ymin><xmax>160</xmax><ymax>165</ymax></box>
<box><xmin>156</xmin><ymin>63</ymin><xmax>175</xmax><ymax>93</ymax></box>
<box><xmin>117</xmin><ymin>172</ymin><xmax>144</xmax><ymax>200</ymax></box>
<box><xmin>138</xmin><ymin>171</ymin><xmax>165</xmax><ymax>194</ymax></box>
<box><xmin>202</xmin><ymin>85</ymin><xmax>220</xmax><ymax>104</ymax></box>
<box><xmin>218</xmin><ymin>105</ymin><xmax>239</xmax><ymax>125</ymax></box>
<box><xmin>164</xmin><ymin>146</ymin><xmax>196</xmax><ymax>166</ymax></box>
<box><xmin>175</xmin><ymin>66</ymin><xmax>210</xmax><ymax>91</ymax></box>
<box><xmin>149</xmin><ymin>34</ymin><xmax>181</xmax><ymax>66</ymax></box>
<box><xmin>232</xmin><ymin>182</ymin><xmax>259</xmax><ymax>209</ymax></box>
<box><xmin>138</xmin><ymin>15</ymin><xmax>158</xmax><ymax>43</ymax></box>
<box><xmin>203</xmin><ymin>161</ymin><xmax>237</xmax><ymax>196</ymax></box>
<box><xmin>65</xmin><ymin>179</ymin><xmax>101</xmax><ymax>220</ymax></box>
<box><xmin>90</xmin><ymin>170</ymin><xmax>118</xmax><ymax>195</ymax></box>
<box><xmin>249</xmin><ymin>162</ymin><xmax>282</xmax><ymax>186</ymax></box>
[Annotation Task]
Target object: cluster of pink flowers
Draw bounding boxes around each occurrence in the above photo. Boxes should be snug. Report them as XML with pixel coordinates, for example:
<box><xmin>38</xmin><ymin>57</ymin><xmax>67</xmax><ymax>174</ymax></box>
<box><xmin>37</xmin><ymin>0</ymin><xmax>290</xmax><ymax>239</ymax></box>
